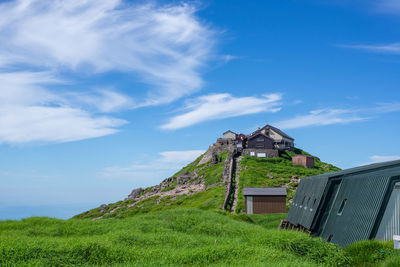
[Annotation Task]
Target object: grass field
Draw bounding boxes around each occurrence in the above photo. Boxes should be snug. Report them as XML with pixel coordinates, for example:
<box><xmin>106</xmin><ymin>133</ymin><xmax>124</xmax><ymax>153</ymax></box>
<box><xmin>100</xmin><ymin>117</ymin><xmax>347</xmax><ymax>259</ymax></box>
<box><xmin>1</xmin><ymin>208</ymin><xmax>399</xmax><ymax>266</ymax></box>
<box><xmin>11</xmin><ymin>150</ymin><xmax>398</xmax><ymax>266</ymax></box>
<box><xmin>0</xmin><ymin>208</ymin><xmax>346</xmax><ymax>266</ymax></box>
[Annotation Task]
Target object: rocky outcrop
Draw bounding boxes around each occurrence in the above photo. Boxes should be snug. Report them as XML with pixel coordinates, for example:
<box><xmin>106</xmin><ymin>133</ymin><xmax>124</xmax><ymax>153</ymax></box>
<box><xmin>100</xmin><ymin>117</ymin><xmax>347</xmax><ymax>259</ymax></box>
<box><xmin>99</xmin><ymin>204</ymin><xmax>107</xmax><ymax>213</ymax></box>
<box><xmin>127</xmin><ymin>188</ymin><xmax>143</xmax><ymax>199</ymax></box>
<box><xmin>198</xmin><ymin>142</ymin><xmax>235</xmax><ymax>165</ymax></box>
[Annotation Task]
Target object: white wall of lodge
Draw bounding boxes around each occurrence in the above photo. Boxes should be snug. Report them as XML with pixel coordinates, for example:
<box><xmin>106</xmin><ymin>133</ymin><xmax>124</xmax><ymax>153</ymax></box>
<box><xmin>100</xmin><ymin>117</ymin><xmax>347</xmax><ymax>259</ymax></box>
<box><xmin>223</xmin><ymin>131</ymin><xmax>237</xmax><ymax>140</ymax></box>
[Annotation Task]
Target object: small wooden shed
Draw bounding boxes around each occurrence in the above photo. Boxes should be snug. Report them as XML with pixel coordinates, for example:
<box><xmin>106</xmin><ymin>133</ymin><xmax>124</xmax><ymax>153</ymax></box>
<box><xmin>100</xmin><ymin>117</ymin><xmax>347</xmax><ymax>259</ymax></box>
<box><xmin>292</xmin><ymin>155</ymin><xmax>314</xmax><ymax>168</ymax></box>
<box><xmin>244</xmin><ymin>187</ymin><xmax>287</xmax><ymax>214</ymax></box>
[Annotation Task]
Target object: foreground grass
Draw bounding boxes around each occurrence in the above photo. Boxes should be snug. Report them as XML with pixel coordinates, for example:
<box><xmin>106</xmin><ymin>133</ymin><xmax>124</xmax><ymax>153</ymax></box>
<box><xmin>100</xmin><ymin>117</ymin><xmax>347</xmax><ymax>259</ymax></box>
<box><xmin>1</xmin><ymin>208</ymin><xmax>349</xmax><ymax>266</ymax></box>
<box><xmin>345</xmin><ymin>240</ymin><xmax>400</xmax><ymax>267</ymax></box>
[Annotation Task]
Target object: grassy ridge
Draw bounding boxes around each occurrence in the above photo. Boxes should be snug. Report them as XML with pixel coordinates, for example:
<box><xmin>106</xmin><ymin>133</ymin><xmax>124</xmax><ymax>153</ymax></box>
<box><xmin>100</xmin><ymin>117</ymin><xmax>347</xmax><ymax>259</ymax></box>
<box><xmin>236</xmin><ymin>150</ymin><xmax>340</xmax><ymax>213</ymax></box>
<box><xmin>1</xmin><ymin>208</ymin><xmax>349</xmax><ymax>266</ymax></box>
<box><xmin>75</xmin><ymin>152</ymin><xmax>229</xmax><ymax>220</ymax></box>
<box><xmin>77</xmin><ymin>149</ymin><xmax>338</xmax><ymax>219</ymax></box>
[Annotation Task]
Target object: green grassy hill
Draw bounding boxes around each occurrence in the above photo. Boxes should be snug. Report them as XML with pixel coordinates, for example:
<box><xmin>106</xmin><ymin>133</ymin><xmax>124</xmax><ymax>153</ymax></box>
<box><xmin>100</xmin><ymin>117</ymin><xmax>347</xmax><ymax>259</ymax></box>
<box><xmin>0</xmin><ymin>209</ymin><xmax>347</xmax><ymax>266</ymax></box>
<box><xmin>75</xmin><ymin>149</ymin><xmax>339</xmax><ymax>219</ymax></box>
<box><xmin>2</xmin><ymin>148</ymin><xmax>400</xmax><ymax>266</ymax></box>
<box><xmin>2</xmin><ymin>209</ymin><xmax>399</xmax><ymax>266</ymax></box>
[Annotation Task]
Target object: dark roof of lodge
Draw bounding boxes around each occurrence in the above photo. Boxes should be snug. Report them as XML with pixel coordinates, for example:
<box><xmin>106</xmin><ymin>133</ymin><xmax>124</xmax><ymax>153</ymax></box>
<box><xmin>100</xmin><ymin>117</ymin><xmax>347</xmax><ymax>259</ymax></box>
<box><xmin>262</xmin><ymin>124</ymin><xmax>294</xmax><ymax>140</ymax></box>
<box><xmin>247</xmin><ymin>132</ymin><xmax>274</xmax><ymax>141</ymax></box>
<box><xmin>243</xmin><ymin>187</ymin><xmax>287</xmax><ymax>196</ymax></box>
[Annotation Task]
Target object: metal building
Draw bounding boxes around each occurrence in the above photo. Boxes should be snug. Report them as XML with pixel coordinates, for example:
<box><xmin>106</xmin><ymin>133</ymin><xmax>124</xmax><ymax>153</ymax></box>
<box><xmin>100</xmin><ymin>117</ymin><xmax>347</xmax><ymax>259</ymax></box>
<box><xmin>244</xmin><ymin>187</ymin><xmax>286</xmax><ymax>214</ymax></box>
<box><xmin>284</xmin><ymin>160</ymin><xmax>400</xmax><ymax>247</ymax></box>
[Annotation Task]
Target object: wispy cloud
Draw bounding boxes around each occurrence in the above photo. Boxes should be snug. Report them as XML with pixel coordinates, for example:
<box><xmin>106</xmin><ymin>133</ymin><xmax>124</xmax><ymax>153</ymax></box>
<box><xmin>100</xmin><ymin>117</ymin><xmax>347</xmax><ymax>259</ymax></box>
<box><xmin>275</xmin><ymin>109</ymin><xmax>367</xmax><ymax>130</ymax></box>
<box><xmin>0</xmin><ymin>0</ymin><xmax>214</xmax><ymax>106</ymax></box>
<box><xmin>159</xmin><ymin>150</ymin><xmax>205</xmax><ymax>163</ymax></box>
<box><xmin>99</xmin><ymin>150</ymin><xmax>204</xmax><ymax>181</ymax></box>
<box><xmin>368</xmin><ymin>155</ymin><xmax>400</xmax><ymax>164</ymax></box>
<box><xmin>161</xmin><ymin>93</ymin><xmax>282</xmax><ymax>130</ymax></box>
<box><xmin>275</xmin><ymin>102</ymin><xmax>400</xmax><ymax>130</ymax></box>
<box><xmin>0</xmin><ymin>0</ymin><xmax>215</xmax><ymax>144</ymax></box>
<box><xmin>68</xmin><ymin>89</ymin><xmax>134</xmax><ymax>113</ymax></box>
<box><xmin>375</xmin><ymin>0</ymin><xmax>400</xmax><ymax>15</ymax></box>
<box><xmin>0</xmin><ymin>71</ymin><xmax>128</xmax><ymax>144</ymax></box>
<box><xmin>0</xmin><ymin>105</ymin><xmax>126</xmax><ymax>144</ymax></box>
<box><xmin>342</xmin><ymin>43</ymin><xmax>400</xmax><ymax>55</ymax></box>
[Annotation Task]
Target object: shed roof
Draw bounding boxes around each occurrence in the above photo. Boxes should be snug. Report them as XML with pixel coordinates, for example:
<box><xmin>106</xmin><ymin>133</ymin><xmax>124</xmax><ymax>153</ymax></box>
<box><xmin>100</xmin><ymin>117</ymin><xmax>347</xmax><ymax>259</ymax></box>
<box><xmin>293</xmin><ymin>154</ymin><xmax>314</xmax><ymax>159</ymax></box>
<box><xmin>243</xmin><ymin>187</ymin><xmax>287</xmax><ymax>196</ymax></box>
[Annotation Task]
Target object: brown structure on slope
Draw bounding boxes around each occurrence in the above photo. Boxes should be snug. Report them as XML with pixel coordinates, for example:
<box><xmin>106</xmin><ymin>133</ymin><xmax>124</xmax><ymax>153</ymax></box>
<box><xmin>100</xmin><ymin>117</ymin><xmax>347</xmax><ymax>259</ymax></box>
<box><xmin>244</xmin><ymin>187</ymin><xmax>287</xmax><ymax>214</ymax></box>
<box><xmin>292</xmin><ymin>155</ymin><xmax>315</xmax><ymax>168</ymax></box>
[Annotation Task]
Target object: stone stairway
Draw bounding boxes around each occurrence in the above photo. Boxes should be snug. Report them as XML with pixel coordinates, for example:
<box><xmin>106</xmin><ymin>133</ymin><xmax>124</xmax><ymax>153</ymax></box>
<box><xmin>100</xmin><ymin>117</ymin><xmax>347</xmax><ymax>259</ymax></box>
<box><xmin>231</xmin><ymin>155</ymin><xmax>242</xmax><ymax>212</ymax></box>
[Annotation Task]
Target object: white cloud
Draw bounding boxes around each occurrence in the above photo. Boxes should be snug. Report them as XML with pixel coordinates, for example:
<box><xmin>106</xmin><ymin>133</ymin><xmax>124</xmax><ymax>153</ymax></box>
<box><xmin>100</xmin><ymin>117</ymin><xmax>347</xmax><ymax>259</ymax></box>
<box><xmin>343</xmin><ymin>43</ymin><xmax>400</xmax><ymax>54</ymax></box>
<box><xmin>372</xmin><ymin>102</ymin><xmax>400</xmax><ymax>113</ymax></box>
<box><xmin>67</xmin><ymin>89</ymin><xmax>134</xmax><ymax>113</ymax></box>
<box><xmin>0</xmin><ymin>0</ymin><xmax>215</xmax><ymax>144</ymax></box>
<box><xmin>275</xmin><ymin>109</ymin><xmax>366</xmax><ymax>130</ymax></box>
<box><xmin>368</xmin><ymin>155</ymin><xmax>400</xmax><ymax>164</ymax></box>
<box><xmin>159</xmin><ymin>150</ymin><xmax>205</xmax><ymax>163</ymax></box>
<box><xmin>0</xmin><ymin>105</ymin><xmax>126</xmax><ymax>144</ymax></box>
<box><xmin>0</xmin><ymin>0</ymin><xmax>214</xmax><ymax>105</ymax></box>
<box><xmin>0</xmin><ymin>71</ymin><xmax>128</xmax><ymax>144</ymax></box>
<box><xmin>99</xmin><ymin>150</ymin><xmax>205</xmax><ymax>181</ymax></box>
<box><xmin>161</xmin><ymin>93</ymin><xmax>282</xmax><ymax>130</ymax></box>
<box><xmin>275</xmin><ymin>102</ymin><xmax>400</xmax><ymax>130</ymax></box>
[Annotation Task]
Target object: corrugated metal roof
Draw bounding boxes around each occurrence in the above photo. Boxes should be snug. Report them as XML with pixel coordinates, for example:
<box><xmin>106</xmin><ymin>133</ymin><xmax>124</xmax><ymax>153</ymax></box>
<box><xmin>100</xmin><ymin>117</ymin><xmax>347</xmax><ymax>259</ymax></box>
<box><xmin>286</xmin><ymin>174</ymin><xmax>330</xmax><ymax>229</ymax></box>
<box><xmin>286</xmin><ymin>159</ymin><xmax>400</xmax><ymax>247</ymax></box>
<box><xmin>319</xmin><ymin>172</ymin><xmax>393</xmax><ymax>247</ymax></box>
<box><xmin>243</xmin><ymin>187</ymin><xmax>287</xmax><ymax>196</ymax></box>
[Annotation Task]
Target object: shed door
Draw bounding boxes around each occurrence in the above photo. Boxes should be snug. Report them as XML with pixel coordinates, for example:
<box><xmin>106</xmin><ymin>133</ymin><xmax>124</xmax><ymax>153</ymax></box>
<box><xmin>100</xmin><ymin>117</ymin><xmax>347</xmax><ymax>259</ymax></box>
<box><xmin>375</xmin><ymin>182</ymin><xmax>400</xmax><ymax>240</ymax></box>
<box><xmin>247</xmin><ymin>196</ymin><xmax>253</xmax><ymax>214</ymax></box>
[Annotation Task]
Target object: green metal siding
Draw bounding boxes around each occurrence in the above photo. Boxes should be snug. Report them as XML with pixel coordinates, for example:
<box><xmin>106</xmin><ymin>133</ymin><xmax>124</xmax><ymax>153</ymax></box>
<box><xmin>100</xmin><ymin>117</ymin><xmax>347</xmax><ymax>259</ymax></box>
<box><xmin>318</xmin><ymin>173</ymin><xmax>392</xmax><ymax>246</ymax></box>
<box><xmin>286</xmin><ymin>174</ymin><xmax>329</xmax><ymax>229</ymax></box>
<box><xmin>286</xmin><ymin>160</ymin><xmax>400</xmax><ymax>247</ymax></box>
<box><xmin>375</xmin><ymin>182</ymin><xmax>400</xmax><ymax>240</ymax></box>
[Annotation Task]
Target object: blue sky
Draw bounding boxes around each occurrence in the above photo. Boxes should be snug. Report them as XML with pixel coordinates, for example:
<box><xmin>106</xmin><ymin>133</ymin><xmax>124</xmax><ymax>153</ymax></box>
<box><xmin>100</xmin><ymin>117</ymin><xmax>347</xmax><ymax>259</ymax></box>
<box><xmin>1</xmin><ymin>0</ymin><xmax>400</xmax><ymax>219</ymax></box>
